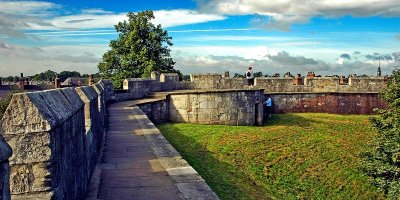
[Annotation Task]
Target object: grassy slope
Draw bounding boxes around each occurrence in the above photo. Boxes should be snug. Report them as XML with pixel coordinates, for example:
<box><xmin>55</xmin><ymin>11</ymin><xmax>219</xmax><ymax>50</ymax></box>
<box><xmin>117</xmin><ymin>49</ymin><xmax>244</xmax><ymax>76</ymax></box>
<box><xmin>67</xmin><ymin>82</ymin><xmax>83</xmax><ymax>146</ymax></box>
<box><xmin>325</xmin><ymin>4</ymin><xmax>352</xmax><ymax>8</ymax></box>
<box><xmin>157</xmin><ymin>113</ymin><xmax>384</xmax><ymax>200</ymax></box>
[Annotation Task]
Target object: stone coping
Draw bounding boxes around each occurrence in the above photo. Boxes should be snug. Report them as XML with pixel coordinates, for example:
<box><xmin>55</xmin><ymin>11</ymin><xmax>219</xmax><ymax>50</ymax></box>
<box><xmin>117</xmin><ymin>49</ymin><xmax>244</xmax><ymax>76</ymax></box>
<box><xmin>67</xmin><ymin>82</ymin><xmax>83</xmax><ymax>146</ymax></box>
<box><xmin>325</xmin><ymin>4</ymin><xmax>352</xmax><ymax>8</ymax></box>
<box><xmin>132</xmin><ymin>106</ymin><xmax>219</xmax><ymax>199</ymax></box>
<box><xmin>150</xmin><ymin>89</ymin><xmax>264</xmax><ymax>96</ymax></box>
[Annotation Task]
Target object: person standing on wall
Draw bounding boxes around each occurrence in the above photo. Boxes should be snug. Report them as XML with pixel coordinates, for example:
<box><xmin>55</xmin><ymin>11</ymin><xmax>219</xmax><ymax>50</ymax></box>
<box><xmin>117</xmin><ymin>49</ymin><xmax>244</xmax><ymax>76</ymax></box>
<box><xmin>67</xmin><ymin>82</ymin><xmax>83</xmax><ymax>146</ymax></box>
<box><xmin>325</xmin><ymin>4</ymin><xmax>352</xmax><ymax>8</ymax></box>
<box><xmin>264</xmin><ymin>95</ymin><xmax>272</xmax><ymax>119</ymax></box>
<box><xmin>246</xmin><ymin>66</ymin><xmax>254</xmax><ymax>89</ymax></box>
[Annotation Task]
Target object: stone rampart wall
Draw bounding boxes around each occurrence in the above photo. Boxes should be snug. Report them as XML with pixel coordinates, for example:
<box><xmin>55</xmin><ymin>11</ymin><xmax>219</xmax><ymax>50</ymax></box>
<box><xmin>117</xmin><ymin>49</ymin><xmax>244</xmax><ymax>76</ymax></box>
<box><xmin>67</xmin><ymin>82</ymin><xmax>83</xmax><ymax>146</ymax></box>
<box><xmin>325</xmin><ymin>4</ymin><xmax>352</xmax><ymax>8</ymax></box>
<box><xmin>0</xmin><ymin>80</ymin><xmax>111</xmax><ymax>199</ymax></box>
<box><xmin>0</xmin><ymin>134</ymin><xmax>12</xmax><ymax>200</ymax></box>
<box><xmin>185</xmin><ymin>73</ymin><xmax>387</xmax><ymax>93</ymax></box>
<box><xmin>168</xmin><ymin>90</ymin><xmax>264</xmax><ymax>126</ymax></box>
<box><xmin>270</xmin><ymin>92</ymin><xmax>387</xmax><ymax>114</ymax></box>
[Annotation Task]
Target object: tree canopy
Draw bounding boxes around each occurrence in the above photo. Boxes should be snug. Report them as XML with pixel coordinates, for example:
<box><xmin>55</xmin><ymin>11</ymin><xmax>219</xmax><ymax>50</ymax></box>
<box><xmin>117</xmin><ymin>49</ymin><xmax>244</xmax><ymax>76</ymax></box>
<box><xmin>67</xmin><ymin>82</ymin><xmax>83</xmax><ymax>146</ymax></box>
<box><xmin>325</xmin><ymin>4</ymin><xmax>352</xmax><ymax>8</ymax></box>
<box><xmin>98</xmin><ymin>10</ymin><xmax>180</xmax><ymax>88</ymax></box>
<box><xmin>363</xmin><ymin>68</ymin><xmax>400</xmax><ymax>199</ymax></box>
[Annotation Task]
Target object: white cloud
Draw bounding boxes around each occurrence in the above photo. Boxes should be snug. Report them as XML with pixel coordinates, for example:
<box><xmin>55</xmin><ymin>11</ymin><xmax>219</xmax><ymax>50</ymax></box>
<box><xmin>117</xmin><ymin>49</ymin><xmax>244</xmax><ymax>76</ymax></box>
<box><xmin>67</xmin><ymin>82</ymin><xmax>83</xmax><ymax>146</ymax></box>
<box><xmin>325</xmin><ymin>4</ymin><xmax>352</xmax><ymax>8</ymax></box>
<box><xmin>81</xmin><ymin>9</ymin><xmax>114</xmax><ymax>14</ymax></box>
<box><xmin>0</xmin><ymin>1</ymin><xmax>59</xmax><ymax>16</ymax></box>
<box><xmin>198</xmin><ymin>0</ymin><xmax>400</xmax><ymax>30</ymax></box>
<box><xmin>174</xmin><ymin>50</ymin><xmax>398</xmax><ymax>76</ymax></box>
<box><xmin>153</xmin><ymin>10</ymin><xmax>226</xmax><ymax>28</ymax></box>
<box><xmin>0</xmin><ymin>42</ymin><xmax>107</xmax><ymax>76</ymax></box>
<box><xmin>27</xmin><ymin>9</ymin><xmax>225</xmax><ymax>30</ymax></box>
<box><xmin>172</xmin><ymin>45</ymin><xmax>279</xmax><ymax>60</ymax></box>
<box><xmin>169</xmin><ymin>28</ymin><xmax>253</xmax><ymax>33</ymax></box>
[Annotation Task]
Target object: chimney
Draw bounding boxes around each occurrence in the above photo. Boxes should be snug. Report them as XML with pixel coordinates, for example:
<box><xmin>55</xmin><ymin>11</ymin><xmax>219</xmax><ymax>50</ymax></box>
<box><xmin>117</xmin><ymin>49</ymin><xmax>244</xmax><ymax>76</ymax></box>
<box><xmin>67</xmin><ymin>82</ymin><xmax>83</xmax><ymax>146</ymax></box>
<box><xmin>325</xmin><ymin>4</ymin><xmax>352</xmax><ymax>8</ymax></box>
<box><xmin>19</xmin><ymin>72</ymin><xmax>25</xmax><ymax>89</ymax></box>
<box><xmin>88</xmin><ymin>74</ymin><xmax>94</xmax><ymax>86</ymax></box>
<box><xmin>224</xmin><ymin>71</ymin><xmax>230</xmax><ymax>78</ymax></box>
<box><xmin>293</xmin><ymin>74</ymin><xmax>302</xmax><ymax>85</ymax></box>
<box><xmin>54</xmin><ymin>74</ymin><xmax>61</xmax><ymax>88</ymax></box>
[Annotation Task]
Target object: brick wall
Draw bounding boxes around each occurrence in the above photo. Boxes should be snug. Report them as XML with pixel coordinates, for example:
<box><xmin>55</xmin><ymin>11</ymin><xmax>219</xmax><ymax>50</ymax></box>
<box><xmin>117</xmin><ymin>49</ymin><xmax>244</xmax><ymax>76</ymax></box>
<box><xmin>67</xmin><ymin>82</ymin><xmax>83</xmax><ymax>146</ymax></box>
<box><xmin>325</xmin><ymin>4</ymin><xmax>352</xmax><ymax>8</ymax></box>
<box><xmin>270</xmin><ymin>93</ymin><xmax>387</xmax><ymax>114</ymax></box>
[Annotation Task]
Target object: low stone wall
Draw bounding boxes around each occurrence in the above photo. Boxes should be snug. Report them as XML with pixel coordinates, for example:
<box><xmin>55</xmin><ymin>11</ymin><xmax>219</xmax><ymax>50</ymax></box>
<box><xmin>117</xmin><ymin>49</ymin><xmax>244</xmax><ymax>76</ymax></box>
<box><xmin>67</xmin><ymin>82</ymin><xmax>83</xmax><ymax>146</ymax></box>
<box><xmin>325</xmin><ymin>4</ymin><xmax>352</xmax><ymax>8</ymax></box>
<box><xmin>0</xmin><ymin>80</ymin><xmax>111</xmax><ymax>199</ymax></box>
<box><xmin>0</xmin><ymin>134</ymin><xmax>12</xmax><ymax>200</ymax></box>
<box><xmin>270</xmin><ymin>92</ymin><xmax>387</xmax><ymax>114</ymax></box>
<box><xmin>168</xmin><ymin>90</ymin><xmax>264</xmax><ymax>126</ymax></box>
<box><xmin>137</xmin><ymin>99</ymin><xmax>169</xmax><ymax>124</ymax></box>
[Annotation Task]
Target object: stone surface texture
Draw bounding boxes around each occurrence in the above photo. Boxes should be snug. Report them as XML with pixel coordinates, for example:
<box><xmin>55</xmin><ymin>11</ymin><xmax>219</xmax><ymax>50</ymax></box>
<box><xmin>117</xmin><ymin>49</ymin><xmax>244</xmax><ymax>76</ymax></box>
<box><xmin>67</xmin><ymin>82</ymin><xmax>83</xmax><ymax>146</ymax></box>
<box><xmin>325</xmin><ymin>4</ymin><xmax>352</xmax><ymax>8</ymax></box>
<box><xmin>0</xmin><ymin>80</ymin><xmax>112</xmax><ymax>199</ymax></box>
<box><xmin>271</xmin><ymin>92</ymin><xmax>387</xmax><ymax>114</ymax></box>
<box><xmin>168</xmin><ymin>90</ymin><xmax>264</xmax><ymax>126</ymax></box>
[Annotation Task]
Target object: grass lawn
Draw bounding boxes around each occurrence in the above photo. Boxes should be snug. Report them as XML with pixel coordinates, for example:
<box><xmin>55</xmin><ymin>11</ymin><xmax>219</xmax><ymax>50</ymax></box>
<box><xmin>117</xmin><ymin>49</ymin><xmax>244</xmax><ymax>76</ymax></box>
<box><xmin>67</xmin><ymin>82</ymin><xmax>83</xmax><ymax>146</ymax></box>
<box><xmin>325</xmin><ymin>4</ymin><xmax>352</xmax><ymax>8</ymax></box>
<box><xmin>157</xmin><ymin>113</ymin><xmax>385</xmax><ymax>200</ymax></box>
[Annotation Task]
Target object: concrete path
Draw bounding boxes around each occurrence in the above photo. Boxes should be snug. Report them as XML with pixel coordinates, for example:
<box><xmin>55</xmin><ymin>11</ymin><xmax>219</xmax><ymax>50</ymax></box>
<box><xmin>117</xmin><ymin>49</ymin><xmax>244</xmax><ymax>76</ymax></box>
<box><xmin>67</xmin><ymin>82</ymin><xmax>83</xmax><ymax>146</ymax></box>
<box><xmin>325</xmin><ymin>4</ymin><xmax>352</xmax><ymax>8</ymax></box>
<box><xmin>86</xmin><ymin>101</ymin><xmax>219</xmax><ymax>200</ymax></box>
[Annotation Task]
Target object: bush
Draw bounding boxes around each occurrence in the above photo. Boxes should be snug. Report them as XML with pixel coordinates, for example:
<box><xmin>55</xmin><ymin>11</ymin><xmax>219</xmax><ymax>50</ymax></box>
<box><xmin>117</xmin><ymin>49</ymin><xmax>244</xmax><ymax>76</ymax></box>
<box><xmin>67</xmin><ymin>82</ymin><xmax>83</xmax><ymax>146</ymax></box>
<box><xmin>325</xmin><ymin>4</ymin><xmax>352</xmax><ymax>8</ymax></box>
<box><xmin>363</xmin><ymin>69</ymin><xmax>400</xmax><ymax>199</ymax></box>
<box><xmin>0</xmin><ymin>90</ymin><xmax>21</xmax><ymax>120</ymax></box>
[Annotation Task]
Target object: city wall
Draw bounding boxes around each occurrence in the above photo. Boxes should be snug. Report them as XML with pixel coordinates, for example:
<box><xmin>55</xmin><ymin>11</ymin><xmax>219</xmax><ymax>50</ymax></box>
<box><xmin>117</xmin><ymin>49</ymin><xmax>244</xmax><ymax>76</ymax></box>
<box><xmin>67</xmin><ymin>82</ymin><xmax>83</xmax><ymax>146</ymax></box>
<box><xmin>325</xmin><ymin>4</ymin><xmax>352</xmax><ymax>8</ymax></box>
<box><xmin>0</xmin><ymin>80</ymin><xmax>113</xmax><ymax>199</ymax></box>
<box><xmin>0</xmin><ymin>71</ymin><xmax>389</xmax><ymax>199</ymax></box>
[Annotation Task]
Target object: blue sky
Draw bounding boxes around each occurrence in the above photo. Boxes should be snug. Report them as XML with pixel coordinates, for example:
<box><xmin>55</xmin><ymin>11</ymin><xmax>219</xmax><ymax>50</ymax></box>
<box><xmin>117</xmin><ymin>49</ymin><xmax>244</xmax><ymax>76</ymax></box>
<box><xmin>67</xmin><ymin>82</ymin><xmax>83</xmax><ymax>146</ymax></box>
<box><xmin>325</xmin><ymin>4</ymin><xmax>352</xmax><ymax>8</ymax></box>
<box><xmin>0</xmin><ymin>0</ymin><xmax>399</xmax><ymax>77</ymax></box>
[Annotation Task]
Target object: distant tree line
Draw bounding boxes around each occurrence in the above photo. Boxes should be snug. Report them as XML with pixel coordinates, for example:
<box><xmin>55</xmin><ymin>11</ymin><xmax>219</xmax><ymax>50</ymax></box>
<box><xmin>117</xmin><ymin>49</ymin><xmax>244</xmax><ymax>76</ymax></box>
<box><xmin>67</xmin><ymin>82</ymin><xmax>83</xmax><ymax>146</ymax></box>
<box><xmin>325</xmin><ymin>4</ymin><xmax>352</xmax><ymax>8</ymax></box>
<box><xmin>1</xmin><ymin>70</ymin><xmax>99</xmax><ymax>83</ymax></box>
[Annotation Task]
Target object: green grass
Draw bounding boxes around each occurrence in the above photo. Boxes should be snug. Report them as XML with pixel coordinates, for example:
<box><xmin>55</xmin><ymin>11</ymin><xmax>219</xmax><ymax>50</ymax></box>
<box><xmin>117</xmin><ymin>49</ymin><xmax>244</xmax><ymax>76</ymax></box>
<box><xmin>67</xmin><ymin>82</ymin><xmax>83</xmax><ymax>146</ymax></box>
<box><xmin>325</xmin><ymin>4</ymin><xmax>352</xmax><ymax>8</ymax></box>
<box><xmin>157</xmin><ymin>113</ymin><xmax>385</xmax><ymax>200</ymax></box>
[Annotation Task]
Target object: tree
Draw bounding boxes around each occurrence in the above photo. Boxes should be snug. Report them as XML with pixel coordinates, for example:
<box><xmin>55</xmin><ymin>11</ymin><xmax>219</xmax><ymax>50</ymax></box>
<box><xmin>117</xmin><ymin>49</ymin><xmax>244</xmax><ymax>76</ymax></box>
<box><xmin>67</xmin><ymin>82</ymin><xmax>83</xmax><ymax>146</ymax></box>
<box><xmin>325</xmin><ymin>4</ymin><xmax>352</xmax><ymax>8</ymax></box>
<box><xmin>253</xmin><ymin>71</ymin><xmax>263</xmax><ymax>77</ymax></box>
<box><xmin>362</xmin><ymin>69</ymin><xmax>400</xmax><ymax>199</ymax></box>
<box><xmin>32</xmin><ymin>70</ymin><xmax>56</xmax><ymax>81</ymax></box>
<box><xmin>272</xmin><ymin>73</ymin><xmax>280</xmax><ymax>77</ymax></box>
<box><xmin>182</xmin><ymin>75</ymin><xmax>191</xmax><ymax>81</ymax></box>
<box><xmin>233</xmin><ymin>73</ymin><xmax>244</xmax><ymax>78</ymax></box>
<box><xmin>98</xmin><ymin>10</ymin><xmax>180</xmax><ymax>88</ymax></box>
<box><xmin>59</xmin><ymin>71</ymin><xmax>81</xmax><ymax>82</ymax></box>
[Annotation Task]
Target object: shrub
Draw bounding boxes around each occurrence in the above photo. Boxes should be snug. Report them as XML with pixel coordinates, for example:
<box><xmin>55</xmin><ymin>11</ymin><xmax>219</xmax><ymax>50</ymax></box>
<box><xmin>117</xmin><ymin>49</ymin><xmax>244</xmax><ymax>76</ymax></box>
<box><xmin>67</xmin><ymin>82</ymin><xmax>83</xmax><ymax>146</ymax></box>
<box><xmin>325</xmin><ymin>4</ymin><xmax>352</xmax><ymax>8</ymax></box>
<box><xmin>363</xmin><ymin>69</ymin><xmax>400</xmax><ymax>199</ymax></box>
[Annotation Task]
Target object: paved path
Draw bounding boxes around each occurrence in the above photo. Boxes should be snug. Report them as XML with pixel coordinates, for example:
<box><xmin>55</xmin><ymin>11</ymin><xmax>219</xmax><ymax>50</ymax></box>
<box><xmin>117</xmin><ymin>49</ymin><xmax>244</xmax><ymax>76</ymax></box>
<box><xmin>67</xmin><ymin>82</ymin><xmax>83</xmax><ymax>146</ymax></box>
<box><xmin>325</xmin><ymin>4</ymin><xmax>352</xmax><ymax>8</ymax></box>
<box><xmin>86</xmin><ymin>101</ymin><xmax>219</xmax><ymax>200</ymax></box>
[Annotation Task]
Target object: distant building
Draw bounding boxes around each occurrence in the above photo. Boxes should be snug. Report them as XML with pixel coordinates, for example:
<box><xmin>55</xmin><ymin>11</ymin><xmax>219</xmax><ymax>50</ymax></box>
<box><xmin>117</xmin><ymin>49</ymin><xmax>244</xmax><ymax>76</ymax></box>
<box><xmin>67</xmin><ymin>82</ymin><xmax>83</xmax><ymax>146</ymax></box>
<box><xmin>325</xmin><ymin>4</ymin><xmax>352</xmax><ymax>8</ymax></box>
<box><xmin>307</xmin><ymin>71</ymin><xmax>316</xmax><ymax>78</ymax></box>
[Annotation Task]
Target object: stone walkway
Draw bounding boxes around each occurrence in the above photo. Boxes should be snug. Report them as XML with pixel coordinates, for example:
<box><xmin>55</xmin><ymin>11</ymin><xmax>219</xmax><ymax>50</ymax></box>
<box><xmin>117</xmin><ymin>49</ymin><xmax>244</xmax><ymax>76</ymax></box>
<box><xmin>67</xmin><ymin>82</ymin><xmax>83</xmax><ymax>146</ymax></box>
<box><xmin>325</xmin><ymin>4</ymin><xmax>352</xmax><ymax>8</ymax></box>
<box><xmin>86</xmin><ymin>101</ymin><xmax>219</xmax><ymax>200</ymax></box>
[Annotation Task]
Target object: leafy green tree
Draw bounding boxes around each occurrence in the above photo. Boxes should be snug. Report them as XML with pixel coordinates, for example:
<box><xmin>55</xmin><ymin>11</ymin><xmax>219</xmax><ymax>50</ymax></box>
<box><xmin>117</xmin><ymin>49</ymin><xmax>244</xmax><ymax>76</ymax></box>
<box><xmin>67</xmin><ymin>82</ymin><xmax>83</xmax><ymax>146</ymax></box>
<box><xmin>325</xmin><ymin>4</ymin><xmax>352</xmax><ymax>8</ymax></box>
<box><xmin>362</xmin><ymin>69</ymin><xmax>400</xmax><ymax>199</ymax></box>
<box><xmin>98</xmin><ymin>10</ymin><xmax>180</xmax><ymax>88</ymax></box>
<box><xmin>0</xmin><ymin>90</ymin><xmax>22</xmax><ymax>120</ymax></box>
<box><xmin>253</xmin><ymin>71</ymin><xmax>263</xmax><ymax>77</ymax></box>
<box><xmin>272</xmin><ymin>73</ymin><xmax>280</xmax><ymax>77</ymax></box>
<box><xmin>32</xmin><ymin>70</ymin><xmax>56</xmax><ymax>81</ymax></box>
<box><xmin>182</xmin><ymin>75</ymin><xmax>191</xmax><ymax>81</ymax></box>
<box><xmin>233</xmin><ymin>73</ymin><xmax>244</xmax><ymax>78</ymax></box>
<box><xmin>59</xmin><ymin>71</ymin><xmax>81</xmax><ymax>82</ymax></box>
<box><xmin>4</xmin><ymin>76</ymin><xmax>14</xmax><ymax>82</ymax></box>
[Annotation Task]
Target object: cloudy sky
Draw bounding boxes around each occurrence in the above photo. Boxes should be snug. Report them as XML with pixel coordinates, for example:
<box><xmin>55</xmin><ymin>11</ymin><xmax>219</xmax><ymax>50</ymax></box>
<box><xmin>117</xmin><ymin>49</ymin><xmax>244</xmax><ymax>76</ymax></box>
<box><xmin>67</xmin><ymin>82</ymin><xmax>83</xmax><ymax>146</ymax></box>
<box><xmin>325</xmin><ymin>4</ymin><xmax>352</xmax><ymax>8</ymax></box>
<box><xmin>0</xmin><ymin>0</ymin><xmax>400</xmax><ymax>77</ymax></box>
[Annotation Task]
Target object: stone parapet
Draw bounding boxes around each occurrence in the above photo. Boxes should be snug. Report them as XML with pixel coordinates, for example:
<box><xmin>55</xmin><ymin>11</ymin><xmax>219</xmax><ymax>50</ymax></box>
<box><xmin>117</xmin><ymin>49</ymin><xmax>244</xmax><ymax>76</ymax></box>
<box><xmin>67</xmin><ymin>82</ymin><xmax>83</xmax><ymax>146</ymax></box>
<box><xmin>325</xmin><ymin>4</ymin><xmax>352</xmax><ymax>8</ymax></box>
<box><xmin>0</xmin><ymin>80</ymin><xmax>112</xmax><ymax>199</ymax></box>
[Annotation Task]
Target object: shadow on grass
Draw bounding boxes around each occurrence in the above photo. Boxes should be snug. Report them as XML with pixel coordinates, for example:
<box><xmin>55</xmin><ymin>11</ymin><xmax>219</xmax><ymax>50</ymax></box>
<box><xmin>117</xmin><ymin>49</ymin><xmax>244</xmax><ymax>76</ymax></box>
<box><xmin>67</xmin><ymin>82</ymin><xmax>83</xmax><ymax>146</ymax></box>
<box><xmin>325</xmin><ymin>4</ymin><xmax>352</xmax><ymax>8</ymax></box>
<box><xmin>263</xmin><ymin>113</ymin><xmax>318</xmax><ymax>128</ymax></box>
<box><xmin>158</xmin><ymin>124</ymin><xmax>270</xmax><ymax>200</ymax></box>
